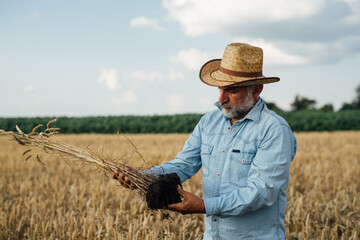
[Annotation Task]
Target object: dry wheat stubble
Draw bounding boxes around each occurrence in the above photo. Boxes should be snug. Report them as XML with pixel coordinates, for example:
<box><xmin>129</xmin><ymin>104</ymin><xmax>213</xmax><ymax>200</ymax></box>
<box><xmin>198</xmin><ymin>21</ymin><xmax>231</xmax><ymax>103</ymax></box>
<box><xmin>0</xmin><ymin>132</ymin><xmax>359</xmax><ymax>239</ymax></box>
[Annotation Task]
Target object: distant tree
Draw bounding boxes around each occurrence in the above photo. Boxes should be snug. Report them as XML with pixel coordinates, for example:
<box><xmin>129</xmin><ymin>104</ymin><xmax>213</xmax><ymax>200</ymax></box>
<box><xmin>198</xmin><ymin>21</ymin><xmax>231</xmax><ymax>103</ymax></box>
<box><xmin>291</xmin><ymin>95</ymin><xmax>317</xmax><ymax>111</ymax></box>
<box><xmin>319</xmin><ymin>104</ymin><xmax>334</xmax><ymax>112</ymax></box>
<box><xmin>340</xmin><ymin>84</ymin><xmax>360</xmax><ymax>110</ymax></box>
<box><xmin>264</xmin><ymin>101</ymin><xmax>283</xmax><ymax>112</ymax></box>
<box><xmin>340</xmin><ymin>102</ymin><xmax>357</xmax><ymax>110</ymax></box>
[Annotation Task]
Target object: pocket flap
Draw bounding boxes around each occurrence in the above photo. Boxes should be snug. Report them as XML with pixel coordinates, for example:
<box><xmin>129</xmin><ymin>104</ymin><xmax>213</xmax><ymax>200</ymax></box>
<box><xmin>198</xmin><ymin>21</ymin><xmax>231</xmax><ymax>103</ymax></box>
<box><xmin>200</xmin><ymin>144</ymin><xmax>213</xmax><ymax>155</ymax></box>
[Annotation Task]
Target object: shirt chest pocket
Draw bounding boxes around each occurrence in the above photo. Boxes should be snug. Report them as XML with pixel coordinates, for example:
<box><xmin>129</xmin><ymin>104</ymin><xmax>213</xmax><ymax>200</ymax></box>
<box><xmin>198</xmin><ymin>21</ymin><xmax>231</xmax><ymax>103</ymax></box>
<box><xmin>228</xmin><ymin>151</ymin><xmax>256</xmax><ymax>187</ymax></box>
<box><xmin>200</xmin><ymin>144</ymin><xmax>213</xmax><ymax>177</ymax></box>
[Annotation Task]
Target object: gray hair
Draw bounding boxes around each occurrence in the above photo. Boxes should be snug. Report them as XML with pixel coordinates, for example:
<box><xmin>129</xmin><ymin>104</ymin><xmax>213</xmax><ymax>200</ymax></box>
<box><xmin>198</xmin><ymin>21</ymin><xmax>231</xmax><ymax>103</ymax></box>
<box><xmin>246</xmin><ymin>85</ymin><xmax>260</xmax><ymax>99</ymax></box>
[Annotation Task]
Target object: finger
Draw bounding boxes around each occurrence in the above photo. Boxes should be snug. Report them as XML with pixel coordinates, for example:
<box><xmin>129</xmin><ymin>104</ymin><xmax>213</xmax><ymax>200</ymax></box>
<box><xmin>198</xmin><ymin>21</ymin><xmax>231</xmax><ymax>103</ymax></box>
<box><xmin>117</xmin><ymin>173</ymin><xmax>128</xmax><ymax>186</ymax></box>
<box><xmin>112</xmin><ymin>170</ymin><xmax>119</xmax><ymax>180</ymax></box>
<box><xmin>120</xmin><ymin>176</ymin><xmax>132</xmax><ymax>188</ymax></box>
<box><xmin>118</xmin><ymin>173</ymin><xmax>126</xmax><ymax>183</ymax></box>
<box><xmin>167</xmin><ymin>202</ymin><xmax>182</xmax><ymax>211</ymax></box>
<box><xmin>176</xmin><ymin>185</ymin><xmax>186</xmax><ymax>197</ymax></box>
<box><xmin>124</xmin><ymin>176</ymin><xmax>131</xmax><ymax>185</ymax></box>
<box><xmin>168</xmin><ymin>202</ymin><xmax>187</xmax><ymax>215</ymax></box>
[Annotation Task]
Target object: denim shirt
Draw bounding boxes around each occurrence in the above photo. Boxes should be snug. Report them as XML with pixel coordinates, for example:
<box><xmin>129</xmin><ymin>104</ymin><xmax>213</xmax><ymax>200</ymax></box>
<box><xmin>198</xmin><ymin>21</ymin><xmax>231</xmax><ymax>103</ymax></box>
<box><xmin>153</xmin><ymin>98</ymin><xmax>297</xmax><ymax>240</ymax></box>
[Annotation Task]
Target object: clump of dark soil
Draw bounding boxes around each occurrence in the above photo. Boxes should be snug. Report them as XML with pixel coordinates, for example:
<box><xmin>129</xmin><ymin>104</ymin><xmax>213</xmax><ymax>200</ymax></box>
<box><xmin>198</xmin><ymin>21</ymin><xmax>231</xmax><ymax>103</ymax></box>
<box><xmin>146</xmin><ymin>173</ymin><xmax>182</xmax><ymax>210</ymax></box>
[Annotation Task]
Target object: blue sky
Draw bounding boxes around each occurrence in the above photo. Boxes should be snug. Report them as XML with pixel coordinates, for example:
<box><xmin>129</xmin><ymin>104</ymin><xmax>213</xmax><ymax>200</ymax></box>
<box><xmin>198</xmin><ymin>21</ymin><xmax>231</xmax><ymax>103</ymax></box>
<box><xmin>1</xmin><ymin>0</ymin><xmax>359</xmax><ymax>117</ymax></box>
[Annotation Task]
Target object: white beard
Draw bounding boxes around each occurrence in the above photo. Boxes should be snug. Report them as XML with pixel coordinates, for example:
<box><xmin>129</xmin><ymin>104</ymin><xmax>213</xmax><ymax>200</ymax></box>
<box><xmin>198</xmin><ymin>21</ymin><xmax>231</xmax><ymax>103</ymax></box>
<box><xmin>221</xmin><ymin>93</ymin><xmax>255</xmax><ymax>119</ymax></box>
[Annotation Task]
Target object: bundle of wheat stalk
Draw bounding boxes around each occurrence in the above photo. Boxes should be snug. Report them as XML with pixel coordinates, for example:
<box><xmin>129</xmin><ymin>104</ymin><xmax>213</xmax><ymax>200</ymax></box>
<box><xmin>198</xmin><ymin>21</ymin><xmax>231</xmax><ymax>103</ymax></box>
<box><xmin>0</xmin><ymin>119</ymin><xmax>182</xmax><ymax>210</ymax></box>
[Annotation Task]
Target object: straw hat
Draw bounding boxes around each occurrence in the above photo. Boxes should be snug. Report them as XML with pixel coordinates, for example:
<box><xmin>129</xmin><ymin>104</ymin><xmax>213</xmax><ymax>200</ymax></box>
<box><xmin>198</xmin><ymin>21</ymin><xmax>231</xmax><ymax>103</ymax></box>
<box><xmin>199</xmin><ymin>43</ymin><xmax>279</xmax><ymax>87</ymax></box>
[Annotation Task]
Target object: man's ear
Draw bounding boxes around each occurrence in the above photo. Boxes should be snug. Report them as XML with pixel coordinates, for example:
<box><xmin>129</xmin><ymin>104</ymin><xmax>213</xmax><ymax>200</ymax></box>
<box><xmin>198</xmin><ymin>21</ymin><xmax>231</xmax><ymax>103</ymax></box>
<box><xmin>253</xmin><ymin>84</ymin><xmax>263</xmax><ymax>98</ymax></box>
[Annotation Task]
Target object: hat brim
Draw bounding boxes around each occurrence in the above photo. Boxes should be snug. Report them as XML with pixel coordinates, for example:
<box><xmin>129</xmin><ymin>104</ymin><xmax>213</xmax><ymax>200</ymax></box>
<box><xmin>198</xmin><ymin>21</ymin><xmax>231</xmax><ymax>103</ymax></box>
<box><xmin>199</xmin><ymin>59</ymin><xmax>280</xmax><ymax>87</ymax></box>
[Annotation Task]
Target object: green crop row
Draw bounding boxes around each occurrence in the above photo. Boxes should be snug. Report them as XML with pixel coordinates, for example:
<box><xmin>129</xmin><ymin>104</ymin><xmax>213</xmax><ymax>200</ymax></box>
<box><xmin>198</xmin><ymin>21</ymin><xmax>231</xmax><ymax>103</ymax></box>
<box><xmin>1</xmin><ymin>110</ymin><xmax>359</xmax><ymax>134</ymax></box>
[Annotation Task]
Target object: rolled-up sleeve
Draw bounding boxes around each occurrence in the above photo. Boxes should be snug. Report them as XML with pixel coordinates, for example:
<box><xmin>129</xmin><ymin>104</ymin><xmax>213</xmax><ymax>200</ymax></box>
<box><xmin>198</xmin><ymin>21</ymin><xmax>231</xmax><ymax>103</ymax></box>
<box><xmin>204</xmin><ymin>123</ymin><xmax>296</xmax><ymax>216</ymax></box>
<box><xmin>150</xmin><ymin>118</ymin><xmax>203</xmax><ymax>183</ymax></box>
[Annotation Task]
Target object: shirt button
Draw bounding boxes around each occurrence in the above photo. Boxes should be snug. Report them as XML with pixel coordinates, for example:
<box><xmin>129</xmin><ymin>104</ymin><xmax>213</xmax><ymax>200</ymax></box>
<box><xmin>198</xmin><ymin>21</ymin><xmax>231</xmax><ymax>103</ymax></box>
<box><xmin>228</xmin><ymin>127</ymin><xmax>230</xmax><ymax>130</ymax></box>
<box><xmin>242</xmin><ymin>159</ymin><xmax>246</xmax><ymax>163</ymax></box>
<box><xmin>222</xmin><ymin>149</ymin><xmax>225</xmax><ymax>152</ymax></box>
<box><xmin>232</xmin><ymin>129</ymin><xmax>236</xmax><ymax>132</ymax></box>
<box><xmin>217</xmin><ymin>172</ymin><xmax>220</xmax><ymax>176</ymax></box>
<box><xmin>213</xmin><ymin>218</ymin><xmax>217</xmax><ymax>222</ymax></box>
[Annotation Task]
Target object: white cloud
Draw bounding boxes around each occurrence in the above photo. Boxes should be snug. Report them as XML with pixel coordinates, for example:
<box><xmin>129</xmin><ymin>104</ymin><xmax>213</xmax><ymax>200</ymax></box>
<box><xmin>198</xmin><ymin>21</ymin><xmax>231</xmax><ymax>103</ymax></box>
<box><xmin>171</xmin><ymin>41</ymin><xmax>309</xmax><ymax>68</ymax></box>
<box><xmin>171</xmin><ymin>48</ymin><xmax>213</xmax><ymax>71</ymax></box>
<box><xmin>130</xmin><ymin>17</ymin><xmax>165</xmax><ymax>32</ymax></box>
<box><xmin>233</xmin><ymin>38</ymin><xmax>309</xmax><ymax>66</ymax></box>
<box><xmin>269</xmin><ymin>37</ymin><xmax>360</xmax><ymax>64</ymax></box>
<box><xmin>23</xmin><ymin>85</ymin><xmax>35</xmax><ymax>93</ymax></box>
<box><xmin>98</xmin><ymin>68</ymin><xmax>121</xmax><ymax>91</ymax></box>
<box><xmin>163</xmin><ymin>0</ymin><xmax>325</xmax><ymax>37</ymax></box>
<box><xmin>163</xmin><ymin>0</ymin><xmax>360</xmax><ymax>65</ymax></box>
<box><xmin>168</xmin><ymin>94</ymin><xmax>185</xmax><ymax>113</ymax></box>
<box><xmin>341</xmin><ymin>0</ymin><xmax>360</xmax><ymax>23</ymax></box>
<box><xmin>112</xmin><ymin>91</ymin><xmax>138</xmax><ymax>105</ymax></box>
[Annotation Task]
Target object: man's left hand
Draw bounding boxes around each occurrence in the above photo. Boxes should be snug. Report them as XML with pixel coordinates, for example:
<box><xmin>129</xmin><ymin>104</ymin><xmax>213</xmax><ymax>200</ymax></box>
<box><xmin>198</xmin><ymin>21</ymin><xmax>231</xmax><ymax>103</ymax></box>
<box><xmin>167</xmin><ymin>185</ymin><xmax>206</xmax><ymax>214</ymax></box>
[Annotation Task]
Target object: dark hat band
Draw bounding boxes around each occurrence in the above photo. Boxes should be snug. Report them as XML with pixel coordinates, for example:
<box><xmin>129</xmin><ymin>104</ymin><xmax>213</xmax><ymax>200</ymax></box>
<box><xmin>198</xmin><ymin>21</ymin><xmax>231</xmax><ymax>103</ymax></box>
<box><xmin>219</xmin><ymin>66</ymin><xmax>263</xmax><ymax>78</ymax></box>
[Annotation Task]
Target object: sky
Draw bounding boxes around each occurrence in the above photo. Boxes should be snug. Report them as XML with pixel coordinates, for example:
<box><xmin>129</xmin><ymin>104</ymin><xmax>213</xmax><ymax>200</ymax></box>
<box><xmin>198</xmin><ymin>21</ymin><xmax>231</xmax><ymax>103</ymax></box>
<box><xmin>1</xmin><ymin>0</ymin><xmax>360</xmax><ymax>117</ymax></box>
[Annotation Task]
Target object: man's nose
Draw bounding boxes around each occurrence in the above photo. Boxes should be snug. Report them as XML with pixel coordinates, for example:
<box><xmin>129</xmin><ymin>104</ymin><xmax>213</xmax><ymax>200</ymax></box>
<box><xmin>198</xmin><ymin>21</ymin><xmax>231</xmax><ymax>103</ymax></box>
<box><xmin>219</xmin><ymin>89</ymin><xmax>228</xmax><ymax>104</ymax></box>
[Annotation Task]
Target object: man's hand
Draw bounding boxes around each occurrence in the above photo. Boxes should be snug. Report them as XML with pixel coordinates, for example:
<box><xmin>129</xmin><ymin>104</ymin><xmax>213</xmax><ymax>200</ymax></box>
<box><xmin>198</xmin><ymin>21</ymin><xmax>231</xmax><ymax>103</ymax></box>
<box><xmin>167</xmin><ymin>185</ymin><xmax>206</xmax><ymax>214</ymax></box>
<box><xmin>112</xmin><ymin>166</ymin><xmax>137</xmax><ymax>189</ymax></box>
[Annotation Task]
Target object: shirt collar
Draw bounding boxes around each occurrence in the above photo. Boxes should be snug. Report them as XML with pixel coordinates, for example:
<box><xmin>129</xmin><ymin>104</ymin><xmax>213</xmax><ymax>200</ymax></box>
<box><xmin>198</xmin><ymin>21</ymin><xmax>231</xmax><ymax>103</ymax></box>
<box><xmin>214</xmin><ymin>97</ymin><xmax>263</xmax><ymax>123</ymax></box>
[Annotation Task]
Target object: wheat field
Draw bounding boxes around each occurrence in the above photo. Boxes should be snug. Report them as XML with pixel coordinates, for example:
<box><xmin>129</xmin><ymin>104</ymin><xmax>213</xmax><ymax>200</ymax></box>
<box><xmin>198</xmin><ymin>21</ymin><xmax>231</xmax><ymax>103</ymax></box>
<box><xmin>0</xmin><ymin>131</ymin><xmax>359</xmax><ymax>239</ymax></box>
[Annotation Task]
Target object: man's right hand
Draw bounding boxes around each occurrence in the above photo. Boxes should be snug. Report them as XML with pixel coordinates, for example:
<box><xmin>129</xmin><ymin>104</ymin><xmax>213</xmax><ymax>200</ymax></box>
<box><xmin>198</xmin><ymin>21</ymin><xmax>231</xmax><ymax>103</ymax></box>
<box><xmin>112</xmin><ymin>166</ymin><xmax>137</xmax><ymax>189</ymax></box>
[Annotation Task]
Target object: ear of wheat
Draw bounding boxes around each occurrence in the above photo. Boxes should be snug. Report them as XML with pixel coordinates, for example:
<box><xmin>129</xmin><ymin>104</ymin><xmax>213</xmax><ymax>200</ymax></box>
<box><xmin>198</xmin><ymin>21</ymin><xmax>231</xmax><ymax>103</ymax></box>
<box><xmin>0</xmin><ymin>119</ymin><xmax>163</xmax><ymax>201</ymax></box>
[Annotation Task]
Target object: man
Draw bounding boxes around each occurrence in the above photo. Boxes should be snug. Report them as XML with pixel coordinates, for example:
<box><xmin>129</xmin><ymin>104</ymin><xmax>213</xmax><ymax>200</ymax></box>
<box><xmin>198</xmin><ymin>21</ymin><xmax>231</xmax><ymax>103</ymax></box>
<box><xmin>114</xmin><ymin>43</ymin><xmax>297</xmax><ymax>239</ymax></box>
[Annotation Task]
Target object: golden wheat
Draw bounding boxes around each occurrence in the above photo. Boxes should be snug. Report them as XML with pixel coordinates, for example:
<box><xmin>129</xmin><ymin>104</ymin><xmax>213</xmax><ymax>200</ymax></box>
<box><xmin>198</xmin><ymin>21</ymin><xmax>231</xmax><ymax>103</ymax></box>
<box><xmin>0</xmin><ymin>121</ymin><xmax>161</xmax><ymax>200</ymax></box>
<box><xmin>0</xmin><ymin>131</ymin><xmax>359</xmax><ymax>239</ymax></box>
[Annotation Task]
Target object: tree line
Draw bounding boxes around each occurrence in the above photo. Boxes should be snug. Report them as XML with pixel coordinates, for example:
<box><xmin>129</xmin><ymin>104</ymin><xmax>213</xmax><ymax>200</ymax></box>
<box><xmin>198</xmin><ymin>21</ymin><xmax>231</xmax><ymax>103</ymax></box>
<box><xmin>1</xmin><ymin>86</ymin><xmax>359</xmax><ymax>133</ymax></box>
<box><xmin>1</xmin><ymin>110</ymin><xmax>359</xmax><ymax>134</ymax></box>
<box><xmin>271</xmin><ymin>85</ymin><xmax>360</xmax><ymax>112</ymax></box>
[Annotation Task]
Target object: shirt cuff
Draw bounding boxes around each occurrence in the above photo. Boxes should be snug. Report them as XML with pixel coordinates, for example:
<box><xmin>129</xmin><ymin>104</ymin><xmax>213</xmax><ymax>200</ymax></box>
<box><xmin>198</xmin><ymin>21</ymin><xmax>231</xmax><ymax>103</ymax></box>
<box><xmin>203</xmin><ymin>197</ymin><xmax>220</xmax><ymax>216</ymax></box>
